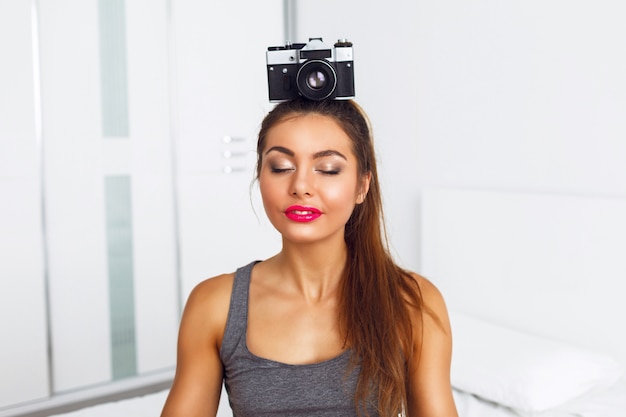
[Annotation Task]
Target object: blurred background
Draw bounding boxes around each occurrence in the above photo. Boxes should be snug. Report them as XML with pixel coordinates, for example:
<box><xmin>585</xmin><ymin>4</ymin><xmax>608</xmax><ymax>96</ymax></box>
<box><xmin>1</xmin><ymin>0</ymin><xmax>625</xmax><ymax>414</ymax></box>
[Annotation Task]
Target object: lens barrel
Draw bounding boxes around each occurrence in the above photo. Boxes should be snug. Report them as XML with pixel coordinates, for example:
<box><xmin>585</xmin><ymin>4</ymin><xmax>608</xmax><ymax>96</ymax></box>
<box><xmin>296</xmin><ymin>60</ymin><xmax>337</xmax><ymax>101</ymax></box>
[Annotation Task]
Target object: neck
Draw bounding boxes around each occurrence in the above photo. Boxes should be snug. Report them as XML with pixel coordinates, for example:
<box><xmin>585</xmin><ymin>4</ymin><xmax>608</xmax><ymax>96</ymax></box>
<box><xmin>271</xmin><ymin>239</ymin><xmax>348</xmax><ymax>303</ymax></box>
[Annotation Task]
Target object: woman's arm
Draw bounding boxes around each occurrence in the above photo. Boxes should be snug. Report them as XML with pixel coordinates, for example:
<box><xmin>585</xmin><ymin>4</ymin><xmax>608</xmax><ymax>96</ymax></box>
<box><xmin>406</xmin><ymin>274</ymin><xmax>458</xmax><ymax>417</ymax></box>
<box><xmin>160</xmin><ymin>274</ymin><xmax>234</xmax><ymax>417</ymax></box>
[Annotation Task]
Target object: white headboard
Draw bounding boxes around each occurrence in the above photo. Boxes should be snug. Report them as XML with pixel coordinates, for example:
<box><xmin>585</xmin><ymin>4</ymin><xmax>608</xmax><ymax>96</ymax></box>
<box><xmin>420</xmin><ymin>187</ymin><xmax>626</xmax><ymax>365</ymax></box>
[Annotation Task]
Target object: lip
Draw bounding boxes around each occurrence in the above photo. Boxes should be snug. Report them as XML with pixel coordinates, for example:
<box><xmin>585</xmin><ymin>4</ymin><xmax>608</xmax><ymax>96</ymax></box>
<box><xmin>284</xmin><ymin>205</ymin><xmax>322</xmax><ymax>223</ymax></box>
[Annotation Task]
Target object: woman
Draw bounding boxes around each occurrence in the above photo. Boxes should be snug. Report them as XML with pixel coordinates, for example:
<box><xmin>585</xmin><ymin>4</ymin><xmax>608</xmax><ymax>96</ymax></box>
<box><xmin>161</xmin><ymin>98</ymin><xmax>458</xmax><ymax>416</ymax></box>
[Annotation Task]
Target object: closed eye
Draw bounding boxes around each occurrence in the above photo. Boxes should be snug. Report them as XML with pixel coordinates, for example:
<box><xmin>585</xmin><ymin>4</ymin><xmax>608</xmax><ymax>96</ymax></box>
<box><xmin>317</xmin><ymin>169</ymin><xmax>341</xmax><ymax>175</ymax></box>
<box><xmin>270</xmin><ymin>167</ymin><xmax>294</xmax><ymax>173</ymax></box>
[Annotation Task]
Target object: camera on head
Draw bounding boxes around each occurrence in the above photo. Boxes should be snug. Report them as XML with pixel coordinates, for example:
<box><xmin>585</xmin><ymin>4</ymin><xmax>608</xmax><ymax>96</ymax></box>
<box><xmin>266</xmin><ymin>37</ymin><xmax>355</xmax><ymax>102</ymax></box>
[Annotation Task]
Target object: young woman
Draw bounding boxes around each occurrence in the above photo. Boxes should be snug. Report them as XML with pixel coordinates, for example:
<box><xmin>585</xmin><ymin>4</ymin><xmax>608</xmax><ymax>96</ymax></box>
<box><xmin>160</xmin><ymin>98</ymin><xmax>458</xmax><ymax>417</ymax></box>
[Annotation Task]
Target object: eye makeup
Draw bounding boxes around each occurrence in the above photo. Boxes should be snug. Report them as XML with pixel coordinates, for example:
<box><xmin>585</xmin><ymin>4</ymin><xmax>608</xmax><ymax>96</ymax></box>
<box><xmin>314</xmin><ymin>161</ymin><xmax>344</xmax><ymax>175</ymax></box>
<box><xmin>263</xmin><ymin>147</ymin><xmax>348</xmax><ymax>175</ymax></box>
<box><xmin>268</xmin><ymin>160</ymin><xmax>295</xmax><ymax>173</ymax></box>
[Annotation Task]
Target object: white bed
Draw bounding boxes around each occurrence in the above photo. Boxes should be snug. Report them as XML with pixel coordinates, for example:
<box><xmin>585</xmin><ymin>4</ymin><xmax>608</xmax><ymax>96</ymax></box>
<box><xmin>48</xmin><ymin>386</ymin><xmax>233</xmax><ymax>417</ymax></box>
<box><xmin>449</xmin><ymin>311</ymin><xmax>626</xmax><ymax>417</ymax></box>
<box><xmin>453</xmin><ymin>379</ymin><xmax>626</xmax><ymax>417</ymax></box>
<box><xmin>47</xmin><ymin>391</ymin><xmax>168</xmax><ymax>417</ymax></box>
<box><xmin>48</xmin><ymin>380</ymin><xmax>626</xmax><ymax>417</ymax></box>
<box><xmin>49</xmin><ymin>187</ymin><xmax>626</xmax><ymax>417</ymax></box>
<box><xmin>421</xmin><ymin>187</ymin><xmax>626</xmax><ymax>417</ymax></box>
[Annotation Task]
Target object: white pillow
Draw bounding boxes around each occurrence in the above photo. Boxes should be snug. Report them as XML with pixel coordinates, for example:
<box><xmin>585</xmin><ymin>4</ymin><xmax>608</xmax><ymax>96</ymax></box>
<box><xmin>449</xmin><ymin>311</ymin><xmax>624</xmax><ymax>413</ymax></box>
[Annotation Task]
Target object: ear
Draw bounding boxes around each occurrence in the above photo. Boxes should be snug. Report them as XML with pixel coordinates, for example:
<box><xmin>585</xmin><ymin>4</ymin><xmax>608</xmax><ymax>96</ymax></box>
<box><xmin>356</xmin><ymin>172</ymin><xmax>371</xmax><ymax>204</ymax></box>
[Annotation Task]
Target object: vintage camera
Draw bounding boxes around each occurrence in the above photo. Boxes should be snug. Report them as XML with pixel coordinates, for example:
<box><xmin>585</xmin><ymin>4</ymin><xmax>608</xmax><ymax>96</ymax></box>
<box><xmin>266</xmin><ymin>37</ymin><xmax>355</xmax><ymax>102</ymax></box>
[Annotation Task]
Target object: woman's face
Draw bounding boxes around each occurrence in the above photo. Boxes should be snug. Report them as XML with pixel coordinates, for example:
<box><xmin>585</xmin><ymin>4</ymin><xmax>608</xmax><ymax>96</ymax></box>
<box><xmin>259</xmin><ymin>113</ymin><xmax>369</xmax><ymax>245</ymax></box>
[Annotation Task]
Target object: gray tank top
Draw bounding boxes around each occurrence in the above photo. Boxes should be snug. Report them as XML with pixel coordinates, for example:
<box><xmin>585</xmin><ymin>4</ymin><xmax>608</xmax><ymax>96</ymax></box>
<box><xmin>220</xmin><ymin>261</ymin><xmax>378</xmax><ymax>416</ymax></box>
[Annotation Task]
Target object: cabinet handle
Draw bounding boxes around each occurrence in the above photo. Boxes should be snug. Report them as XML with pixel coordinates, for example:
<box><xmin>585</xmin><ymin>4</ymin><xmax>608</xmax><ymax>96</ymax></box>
<box><xmin>223</xmin><ymin>150</ymin><xmax>252</xmax><ymax>159</ymax></box>
<box><xmin>222</xmin><ymin>135</ymin><xmax>246</xmax><ymax>143</ymax></box>
<box><xmin>223</xmin><ymin>166</ymin><xmax>247</xmax><ymax>174</ymax></box>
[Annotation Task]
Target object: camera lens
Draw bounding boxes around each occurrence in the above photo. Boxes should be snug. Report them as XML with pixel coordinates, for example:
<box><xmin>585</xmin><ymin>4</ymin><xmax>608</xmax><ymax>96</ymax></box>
<box><xmin>307</xmin><ymin>70</ymin><xmax>328</xmax><ymax>90</ymax></box>
<box><xmin>296</xmin><ymin>60</ymin><xmax>337</xmax><ymax>100</ymax></box>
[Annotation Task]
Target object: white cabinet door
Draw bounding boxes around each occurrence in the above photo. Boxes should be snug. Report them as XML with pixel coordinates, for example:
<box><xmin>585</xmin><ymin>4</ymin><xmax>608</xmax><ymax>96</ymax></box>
<box><xmin>39</xmin><ymin>0</ymin><xmax>179</xmax><ymax>392</ymax></box>
<box><xmin>0</xmin><ymin>0</ymin><xmax>284</xmax><ymax>410</ymax></box>
<box><xmin>0</xmin><ymin>1</ymin><xmax>50</xmax><ymax>408</ymax></box>
<box><xmin>172</xmin><ymin>0</ymin><xmax>283</xmax><ymax>298</ymax></box>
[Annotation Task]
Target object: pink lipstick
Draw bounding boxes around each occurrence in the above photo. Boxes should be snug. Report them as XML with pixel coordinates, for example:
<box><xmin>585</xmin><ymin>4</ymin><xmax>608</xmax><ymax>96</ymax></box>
<box><xmin>285</xmin><ymin>205</ymin><xmax>322</xmax><ymax>222</ymax></box>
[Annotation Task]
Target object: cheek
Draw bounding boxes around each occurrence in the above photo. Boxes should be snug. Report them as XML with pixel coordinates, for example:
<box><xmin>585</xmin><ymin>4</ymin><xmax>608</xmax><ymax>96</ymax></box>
<box><xmin>322</xmin><ymin>180</ymin><xmax>360</xmax><ymax>208</ymax></box>
<box><xmin>259</xmin><ymin>176</ymin><xmax>275</xmax><ymax>206</ymax></box>
<box><xmin>259</xmin><ymin>175</ymin><xmax>284</xmax><ymax>219</ymax></box>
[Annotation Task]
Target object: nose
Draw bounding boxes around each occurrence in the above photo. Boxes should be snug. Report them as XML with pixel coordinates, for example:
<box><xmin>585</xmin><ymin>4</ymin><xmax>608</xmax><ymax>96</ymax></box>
<box><xmin>290</xmin><ymin>168</ymin><xmax>314</xmax><ymax>197</ymax></box>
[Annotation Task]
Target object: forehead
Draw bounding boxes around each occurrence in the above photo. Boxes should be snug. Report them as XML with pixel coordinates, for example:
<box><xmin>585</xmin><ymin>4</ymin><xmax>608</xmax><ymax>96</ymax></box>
<box><xmin>263</xmin><ymin>113</ymin><xmax>354</xmax><ymax>157</ymax></box>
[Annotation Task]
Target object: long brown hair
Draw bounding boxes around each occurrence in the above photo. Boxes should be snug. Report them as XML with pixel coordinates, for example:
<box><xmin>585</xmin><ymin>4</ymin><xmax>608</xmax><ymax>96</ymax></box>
<box><xmin>256</xmin><ymin>98</ymin><xmax>423</xmax><ymax>416</ymax></box>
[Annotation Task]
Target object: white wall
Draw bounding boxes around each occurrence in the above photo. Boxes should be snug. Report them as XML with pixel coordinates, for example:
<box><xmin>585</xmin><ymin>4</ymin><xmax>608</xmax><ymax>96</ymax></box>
<box><xmin>296</xmin><ymin>0</ymin><xmax>626</xmax><ymax>270</ymax></box>
<box><xmin>413</xmin><ymin>0</ymin><xmax>626</xmax><ymax>196</ymax></box>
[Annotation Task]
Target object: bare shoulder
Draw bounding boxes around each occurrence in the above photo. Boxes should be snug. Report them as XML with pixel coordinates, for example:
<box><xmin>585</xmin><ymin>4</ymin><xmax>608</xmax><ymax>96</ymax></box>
<box><xmin>161</xmin><ymin>272</ymin><xmax>235</xmax><ymax>417</ymax></box>
<box><xmin>187</xmin><ymin>272</ymin><xmax>235</xmax><ymax>310</ymax></box>
<box><xmin>411</xmin><ymin>273</ymin><xmax>448</xmax><ymax>310</ymax></box>
<box><xmin>406</xmin><ymin>272</ymin><xmax>452</xmax><ymax>334</ymax></box>
<box><xmin>180</xmin><ymin>272</ymin><xmax>236</xmax><ymax>347</ymax></box>
<box><xmin>405</xmin><ymin>272</ymin><xmax>459</xmax><ymax>416</ymax></box>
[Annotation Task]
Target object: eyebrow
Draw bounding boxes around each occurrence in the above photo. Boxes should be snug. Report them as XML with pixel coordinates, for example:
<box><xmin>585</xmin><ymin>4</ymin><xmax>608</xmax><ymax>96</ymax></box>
<box><xmin>265</xmin><ymin>146</ymin><xmax>347</xmax><ymax>161</ymax></box>
<box><xmin>265</xmin><ymin>146</ymin><xmax>294</xmax><ymax>157</ymax></box>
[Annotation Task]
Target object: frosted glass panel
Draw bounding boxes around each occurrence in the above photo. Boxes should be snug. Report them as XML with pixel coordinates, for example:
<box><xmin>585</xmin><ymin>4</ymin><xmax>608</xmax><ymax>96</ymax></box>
<box><xmin>98</xmin><ymin>0</ymin><xmax>129</xmax><ymax>137</ymax></box>
<box><xmin>104</xmin><ymin>175</ymin><xmax>137</xmax><ymax>379</ymax></box>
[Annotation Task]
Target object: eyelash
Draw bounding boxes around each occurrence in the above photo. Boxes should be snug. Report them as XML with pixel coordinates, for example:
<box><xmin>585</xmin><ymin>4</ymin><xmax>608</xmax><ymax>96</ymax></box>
<box><xmin>269</xmin><ymin>167</ymin><xmax>340</xmax><ymax>175</ymax></box>
<box><xmin>270</xmin><ymin>167</ymin><xmax>294</xmax><ymax>174</ymax></box>
<box><xmin>317</xmin><ymin>169</ymin><xmax>340</xmax><ymax>175</ymax></box>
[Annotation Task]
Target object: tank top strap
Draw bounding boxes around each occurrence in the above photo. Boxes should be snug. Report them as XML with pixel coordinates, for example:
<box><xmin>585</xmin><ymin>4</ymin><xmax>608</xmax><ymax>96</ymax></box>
<box><xmin>220</xmin><ymin>260</ymin><xmax>258</xmax><ymax>362</ymax></box>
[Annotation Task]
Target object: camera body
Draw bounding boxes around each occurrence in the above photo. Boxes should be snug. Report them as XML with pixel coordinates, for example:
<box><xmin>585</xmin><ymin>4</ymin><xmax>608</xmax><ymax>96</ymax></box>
<box><xmin>266</xmin><ymin>37</ymin><xmax>355</xmax><ymax>102</ymax></box>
